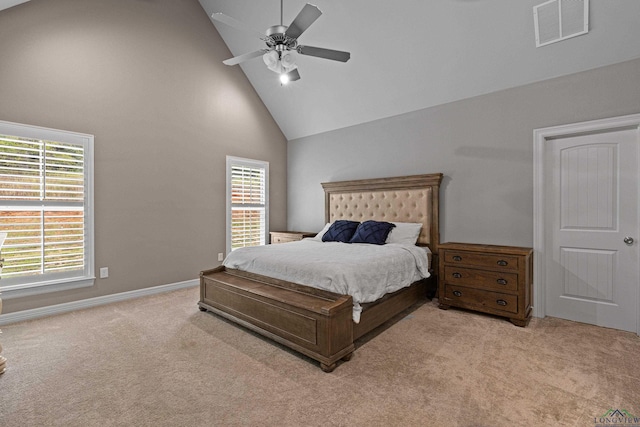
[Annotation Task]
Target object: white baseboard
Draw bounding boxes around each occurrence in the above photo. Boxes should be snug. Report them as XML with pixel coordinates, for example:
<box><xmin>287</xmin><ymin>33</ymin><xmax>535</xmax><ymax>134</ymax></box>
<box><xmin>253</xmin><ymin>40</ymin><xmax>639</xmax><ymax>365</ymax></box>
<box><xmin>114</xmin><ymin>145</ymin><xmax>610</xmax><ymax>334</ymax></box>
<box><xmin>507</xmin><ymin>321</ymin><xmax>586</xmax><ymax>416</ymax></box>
<box><xmin>0</xmin><ymin>279</ymin><xmax>198</xmax><ymax>326</ymax></box>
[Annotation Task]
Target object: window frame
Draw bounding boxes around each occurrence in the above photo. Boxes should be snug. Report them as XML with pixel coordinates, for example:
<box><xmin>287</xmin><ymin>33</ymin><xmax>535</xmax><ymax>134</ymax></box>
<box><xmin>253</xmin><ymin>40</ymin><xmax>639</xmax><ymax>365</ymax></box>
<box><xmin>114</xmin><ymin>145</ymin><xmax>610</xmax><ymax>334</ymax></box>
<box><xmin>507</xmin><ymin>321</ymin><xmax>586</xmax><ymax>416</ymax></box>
<box><xmin>225</xmin><ymin>156</ymin><xmax>269</xmax><ymax>256</ymax></box>
<box><xmin>0</xmin><ymin>120</ymin><xmax>95</xmax><ymax>299</ymax></box>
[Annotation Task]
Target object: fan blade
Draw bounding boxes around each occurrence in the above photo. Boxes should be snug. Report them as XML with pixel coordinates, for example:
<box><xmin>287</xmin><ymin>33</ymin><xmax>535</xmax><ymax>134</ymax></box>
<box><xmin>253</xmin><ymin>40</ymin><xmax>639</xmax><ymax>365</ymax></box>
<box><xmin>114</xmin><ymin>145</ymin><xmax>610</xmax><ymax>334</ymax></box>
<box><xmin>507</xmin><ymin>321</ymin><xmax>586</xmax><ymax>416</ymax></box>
<box><xmin>223</xmin><ymin>49</ymin><xmax>268</xmax><ymax>66</ymax></box>
<box><xmin>211</xmin><ymin>12</ymin><xmax>266</xmax><ymax>40</ymax></box>
<box><xmin>297</xmin><ymin>45</ymin><xmax>350</xmax><ymax>62</ymax></box>
<box><xmin>285</xmin><ymin>4</ymin><xmax>322</xmax><ymax>40</ymax></box>
<box><xmin>285</xmin><ymin>68</ymin><xmax>301</xmax><ymax>82</ymax></box>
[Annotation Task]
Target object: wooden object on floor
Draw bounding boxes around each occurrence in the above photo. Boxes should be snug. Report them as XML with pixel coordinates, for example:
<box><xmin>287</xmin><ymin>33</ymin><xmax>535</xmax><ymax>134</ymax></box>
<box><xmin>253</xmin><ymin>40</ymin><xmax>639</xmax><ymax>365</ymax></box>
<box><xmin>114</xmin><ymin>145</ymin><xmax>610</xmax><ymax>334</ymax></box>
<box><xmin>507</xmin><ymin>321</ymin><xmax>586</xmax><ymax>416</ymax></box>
<box><xmin>353</xmin><ymin>278</ymin><xmax>429</xmax><ymax>340</ymax></box>
<box><xmin>199</xmin><ymin>173</ymin><xmax>443</xmax><ymax>371</ymax></box>
<box><xmin>438</xmin><ymin>242</ymin><xmax>533</xmax><ymax>327</ymax></box>
<box><xmin>200</xmin><ymin>266</ymin><xmax>355</xmax><ymax>372</ymax></box>
<box><xmin>269</xmin><ymin>231</ymin><xmax>316</xmax><ymax>244</ymax></box>
<box><xmin>200</xmin><ymin>266</ymin><xmax>430</xmax><ymax>372</ymax></box>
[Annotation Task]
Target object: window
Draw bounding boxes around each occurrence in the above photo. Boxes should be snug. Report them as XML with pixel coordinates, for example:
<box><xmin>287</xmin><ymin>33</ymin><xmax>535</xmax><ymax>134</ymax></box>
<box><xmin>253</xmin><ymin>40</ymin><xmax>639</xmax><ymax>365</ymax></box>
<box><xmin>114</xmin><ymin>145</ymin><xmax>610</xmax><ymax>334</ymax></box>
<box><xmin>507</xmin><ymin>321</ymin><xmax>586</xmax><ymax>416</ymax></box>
<box><xmin>0</xmin><ymin>120</ymin><xmax>94</xmax><ymax>297</ymax></box>
<box><xmin>226</xmin><ymin>156</ymin><xmax>268</xmax><ymax>254</ymax></box>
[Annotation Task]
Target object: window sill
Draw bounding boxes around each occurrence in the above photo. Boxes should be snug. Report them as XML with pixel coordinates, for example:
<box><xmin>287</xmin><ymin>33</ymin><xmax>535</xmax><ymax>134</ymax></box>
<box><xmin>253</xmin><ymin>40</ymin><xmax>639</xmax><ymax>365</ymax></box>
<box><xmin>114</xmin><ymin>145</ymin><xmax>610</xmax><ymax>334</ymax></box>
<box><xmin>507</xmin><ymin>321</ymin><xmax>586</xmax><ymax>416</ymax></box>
<box><xmin>0</xmin><ymin>276</ymin><xmax>96</xmax><ymax>299</ymax></box>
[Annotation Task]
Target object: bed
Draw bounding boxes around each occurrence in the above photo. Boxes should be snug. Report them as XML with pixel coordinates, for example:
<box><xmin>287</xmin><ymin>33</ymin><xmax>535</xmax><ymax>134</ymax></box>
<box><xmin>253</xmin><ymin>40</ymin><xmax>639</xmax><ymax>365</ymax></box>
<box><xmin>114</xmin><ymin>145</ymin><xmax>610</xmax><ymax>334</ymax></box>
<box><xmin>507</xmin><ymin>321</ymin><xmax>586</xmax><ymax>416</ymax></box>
<box><xmin>198</xmin><ymin>173</ymin><xmax>443</xmax><ymax>372</ymax></box>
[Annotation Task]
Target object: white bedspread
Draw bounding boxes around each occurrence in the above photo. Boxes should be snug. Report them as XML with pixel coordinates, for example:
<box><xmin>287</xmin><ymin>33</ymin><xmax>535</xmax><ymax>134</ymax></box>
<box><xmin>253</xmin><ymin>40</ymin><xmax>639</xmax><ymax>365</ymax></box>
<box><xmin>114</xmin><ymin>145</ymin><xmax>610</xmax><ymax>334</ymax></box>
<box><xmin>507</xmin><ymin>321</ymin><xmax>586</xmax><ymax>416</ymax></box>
<box><xmin>223</xmin><ymin>239</ymin><xmax>430</xmax><ymax>322</ymax></box>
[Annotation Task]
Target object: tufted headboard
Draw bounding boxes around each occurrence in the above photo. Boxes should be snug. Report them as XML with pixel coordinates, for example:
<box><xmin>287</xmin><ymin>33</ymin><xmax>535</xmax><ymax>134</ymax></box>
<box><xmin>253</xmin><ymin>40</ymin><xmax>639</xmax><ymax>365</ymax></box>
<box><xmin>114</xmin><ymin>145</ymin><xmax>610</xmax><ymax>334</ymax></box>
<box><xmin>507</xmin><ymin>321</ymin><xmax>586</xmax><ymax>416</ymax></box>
<box><xmin>321</xmin><ymin>174</ymin><xmax>443</xmax><ymax>253</ymax></box>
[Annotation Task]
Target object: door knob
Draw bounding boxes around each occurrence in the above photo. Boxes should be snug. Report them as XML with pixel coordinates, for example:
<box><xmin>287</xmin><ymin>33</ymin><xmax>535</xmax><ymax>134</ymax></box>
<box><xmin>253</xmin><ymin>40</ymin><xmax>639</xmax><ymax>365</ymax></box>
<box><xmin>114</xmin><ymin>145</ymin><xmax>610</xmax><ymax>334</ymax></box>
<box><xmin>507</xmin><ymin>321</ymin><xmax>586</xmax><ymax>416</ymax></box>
<box><xmin>624</xmin><ymin>237</ymin><xmax>634</xmax><ymax>246</ymax></box>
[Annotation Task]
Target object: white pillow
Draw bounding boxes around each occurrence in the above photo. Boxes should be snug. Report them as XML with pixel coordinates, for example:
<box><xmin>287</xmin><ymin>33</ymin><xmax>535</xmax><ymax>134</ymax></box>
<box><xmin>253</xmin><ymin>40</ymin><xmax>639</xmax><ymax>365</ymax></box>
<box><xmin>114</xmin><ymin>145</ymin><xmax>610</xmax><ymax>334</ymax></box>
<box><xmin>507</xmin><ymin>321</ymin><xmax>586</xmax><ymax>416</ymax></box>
<box><xmin>385</xmin><ymin>222</ymin><xmax>423</xmax><ymax>245</ymax></box>
<box><xmin>308</xmin><ymin>222</ymin><xmax>332</xmax><ymax>241</ymax></box>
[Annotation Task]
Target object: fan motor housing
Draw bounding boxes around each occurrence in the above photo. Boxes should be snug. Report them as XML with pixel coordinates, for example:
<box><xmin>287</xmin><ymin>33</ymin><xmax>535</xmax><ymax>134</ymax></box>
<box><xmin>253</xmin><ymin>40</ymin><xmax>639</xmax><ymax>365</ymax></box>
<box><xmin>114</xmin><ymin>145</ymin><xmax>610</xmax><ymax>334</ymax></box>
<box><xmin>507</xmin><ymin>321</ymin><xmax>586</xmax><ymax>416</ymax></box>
<box><xmin>265</xmin><ymin>25</ymin><xmax>297</xmax><ymax>49</ymax></box>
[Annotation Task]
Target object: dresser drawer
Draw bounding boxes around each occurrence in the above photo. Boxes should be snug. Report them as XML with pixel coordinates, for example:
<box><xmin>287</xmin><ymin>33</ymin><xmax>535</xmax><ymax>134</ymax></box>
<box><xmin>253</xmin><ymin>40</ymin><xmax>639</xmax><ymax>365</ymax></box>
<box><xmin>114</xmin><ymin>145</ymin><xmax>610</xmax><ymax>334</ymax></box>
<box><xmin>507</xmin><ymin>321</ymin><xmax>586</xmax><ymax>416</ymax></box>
<box><xmin>443</xmin><ymin>266</ymin><xmax>518</xmax><ymax>292</ymax></box>
<box><xmin>443</xmin><ymin>250</ymin><xmax>519</xmax><ymax>271</ymax></box>
<box><xmin>271</xmin><ymin>235</ymin><xmax>296</xmax><ymax>244</ymax></box>
<box><xmin>270</xmin><ymin>231</ymin><xmax>316</xmax><ymax>244</ymax></box>
<box><xmin>443</xmin><ymin>286</ymin><xmax>518</xmax><ymax>314</ymax></box>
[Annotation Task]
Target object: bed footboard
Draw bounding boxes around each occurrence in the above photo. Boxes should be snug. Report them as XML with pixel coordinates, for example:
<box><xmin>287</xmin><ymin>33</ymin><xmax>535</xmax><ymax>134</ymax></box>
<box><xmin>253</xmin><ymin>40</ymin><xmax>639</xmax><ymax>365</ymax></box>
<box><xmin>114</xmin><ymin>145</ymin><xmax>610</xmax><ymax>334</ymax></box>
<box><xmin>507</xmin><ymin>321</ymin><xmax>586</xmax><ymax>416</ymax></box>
<box><xmin>199</xmin><ymin>267</ymin><xmax>355</xmax><ymax>372</ymax></box>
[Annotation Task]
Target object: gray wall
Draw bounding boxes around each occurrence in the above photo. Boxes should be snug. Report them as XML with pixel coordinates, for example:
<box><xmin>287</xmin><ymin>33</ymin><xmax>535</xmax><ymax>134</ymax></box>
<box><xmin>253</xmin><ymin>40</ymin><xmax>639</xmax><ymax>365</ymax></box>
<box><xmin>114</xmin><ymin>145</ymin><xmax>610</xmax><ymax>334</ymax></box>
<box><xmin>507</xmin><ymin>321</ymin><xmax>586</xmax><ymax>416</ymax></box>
<box><xmin>0</xmin><ymin>0</ymin><xmax>288</xmax><ymax>313</ymax></box>
<box><xmin>288</xmin><ymin>58</ymin><xmax>640</xmax><ymax>248</ymax></box>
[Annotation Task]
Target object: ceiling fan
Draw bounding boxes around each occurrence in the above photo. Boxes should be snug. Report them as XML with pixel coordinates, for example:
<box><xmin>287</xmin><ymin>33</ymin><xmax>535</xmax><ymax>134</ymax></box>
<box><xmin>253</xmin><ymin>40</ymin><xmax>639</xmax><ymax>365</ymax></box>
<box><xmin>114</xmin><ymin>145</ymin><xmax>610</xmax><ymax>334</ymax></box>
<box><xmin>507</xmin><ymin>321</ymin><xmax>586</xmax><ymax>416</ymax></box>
<box><xmin>211</xmin><ymin>1</ymin><xmax>351</xmax><ymax>84</ymax></box>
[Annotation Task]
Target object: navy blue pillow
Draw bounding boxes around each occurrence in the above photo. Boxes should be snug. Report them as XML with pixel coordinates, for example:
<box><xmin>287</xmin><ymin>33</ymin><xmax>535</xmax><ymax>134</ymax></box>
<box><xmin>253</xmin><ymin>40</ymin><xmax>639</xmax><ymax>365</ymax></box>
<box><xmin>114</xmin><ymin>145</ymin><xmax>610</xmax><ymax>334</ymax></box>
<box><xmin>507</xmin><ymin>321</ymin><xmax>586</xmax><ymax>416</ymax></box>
<box><xmin>349</xmin><ymin>220</ymin><xmax>396</xmax><ymax>245</ymax></box>
<box><xmin>322</xmin><ymin>220</ymin><xmax>360</xmax><ymax>242</ymax></box>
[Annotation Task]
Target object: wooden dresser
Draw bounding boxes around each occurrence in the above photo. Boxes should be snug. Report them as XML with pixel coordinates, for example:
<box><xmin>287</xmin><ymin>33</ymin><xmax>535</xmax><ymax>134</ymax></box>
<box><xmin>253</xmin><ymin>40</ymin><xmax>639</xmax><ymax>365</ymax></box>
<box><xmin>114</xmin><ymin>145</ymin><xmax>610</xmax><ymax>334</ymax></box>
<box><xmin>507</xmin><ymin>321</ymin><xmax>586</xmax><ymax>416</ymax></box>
<box><xmin>438</xmin><ymin>242</ymin><xmax>533</xmax><ymax>326</ymax></box>
<box><xmin>269</xmin><ymin>231</ymin><xmax>316</xmax><ymax>244</ymax></box>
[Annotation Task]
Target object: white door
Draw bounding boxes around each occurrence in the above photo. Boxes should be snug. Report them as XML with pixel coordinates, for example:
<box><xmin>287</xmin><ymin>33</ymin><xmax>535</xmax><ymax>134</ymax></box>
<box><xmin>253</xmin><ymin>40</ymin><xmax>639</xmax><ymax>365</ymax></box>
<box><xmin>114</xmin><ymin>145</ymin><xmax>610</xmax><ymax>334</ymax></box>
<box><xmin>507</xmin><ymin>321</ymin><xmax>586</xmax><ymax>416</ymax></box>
<box><xmin>545</xmin><ymin>128</ymin><xmax>639</xmax><ymax>332</ymax></box>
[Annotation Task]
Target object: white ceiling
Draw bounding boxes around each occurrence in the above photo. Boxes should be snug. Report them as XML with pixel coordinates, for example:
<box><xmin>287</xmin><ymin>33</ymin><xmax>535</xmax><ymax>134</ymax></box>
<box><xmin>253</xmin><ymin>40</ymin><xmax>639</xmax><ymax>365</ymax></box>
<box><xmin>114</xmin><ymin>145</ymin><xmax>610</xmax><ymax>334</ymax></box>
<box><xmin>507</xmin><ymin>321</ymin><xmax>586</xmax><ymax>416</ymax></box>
<box><xmin>5</xmin><ymin>1</ymin><xmax>639</xmax><ymax>140</ymax></box>
<box><xmin>198</xmin><ymin>0</ymin><xmax>640</xmax><ymax>141</ymax></box>
<box><xmin>6</xmin><ymin>1</ymin><xmax>637</xmax><ymax>141</ymax></box>
<box><xmin>0</xmin><ymin>0</ymin><xmax>29</xmax><ymax>12</ymax></box>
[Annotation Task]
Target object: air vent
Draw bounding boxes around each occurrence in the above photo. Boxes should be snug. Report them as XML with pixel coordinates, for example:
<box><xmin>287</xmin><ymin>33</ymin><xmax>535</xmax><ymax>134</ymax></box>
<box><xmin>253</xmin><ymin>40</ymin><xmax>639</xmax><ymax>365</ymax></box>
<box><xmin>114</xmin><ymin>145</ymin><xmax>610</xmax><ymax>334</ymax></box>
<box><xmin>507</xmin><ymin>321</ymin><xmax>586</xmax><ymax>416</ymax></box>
<box><xmin>534</xmin><ymin>0</ymin><xmax>589</xmax><ymax>47</ymax></box>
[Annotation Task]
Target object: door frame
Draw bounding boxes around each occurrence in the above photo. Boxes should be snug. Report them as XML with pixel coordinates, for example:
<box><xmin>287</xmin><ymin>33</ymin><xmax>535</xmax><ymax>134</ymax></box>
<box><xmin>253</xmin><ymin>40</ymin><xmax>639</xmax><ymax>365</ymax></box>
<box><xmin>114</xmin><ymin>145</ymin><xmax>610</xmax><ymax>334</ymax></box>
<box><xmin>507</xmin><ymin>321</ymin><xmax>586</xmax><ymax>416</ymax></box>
<box><xmin>533</xmin><ymin>113</ymin><xmax>640</xmax><ymax>335</ymax></box>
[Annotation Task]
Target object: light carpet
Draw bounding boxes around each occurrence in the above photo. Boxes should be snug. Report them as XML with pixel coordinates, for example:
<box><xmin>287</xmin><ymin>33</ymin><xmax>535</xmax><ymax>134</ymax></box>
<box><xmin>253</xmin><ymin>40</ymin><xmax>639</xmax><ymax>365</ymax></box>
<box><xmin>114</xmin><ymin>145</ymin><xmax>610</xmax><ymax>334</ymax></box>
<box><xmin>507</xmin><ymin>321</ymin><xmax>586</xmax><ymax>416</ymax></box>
<box><xmin>0</xmin><ymin>287</ymin><xmax>638</xmax><ymax>426</ymax></box>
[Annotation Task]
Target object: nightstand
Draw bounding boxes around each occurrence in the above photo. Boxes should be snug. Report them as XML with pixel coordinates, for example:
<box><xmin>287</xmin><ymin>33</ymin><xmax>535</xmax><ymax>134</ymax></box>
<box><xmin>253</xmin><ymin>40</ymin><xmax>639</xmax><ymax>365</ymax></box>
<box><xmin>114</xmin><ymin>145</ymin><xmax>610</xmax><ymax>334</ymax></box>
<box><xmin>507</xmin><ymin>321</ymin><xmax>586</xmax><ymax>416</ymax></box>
<box><xmin>438</xmin><ymin>242</ymin><xmax>533</xmax><ymax>327</ymax></box>
<box><xmin>269</xmin><ymin>231</ymin><xmax>316</xmax><ymax>244</ymax></box>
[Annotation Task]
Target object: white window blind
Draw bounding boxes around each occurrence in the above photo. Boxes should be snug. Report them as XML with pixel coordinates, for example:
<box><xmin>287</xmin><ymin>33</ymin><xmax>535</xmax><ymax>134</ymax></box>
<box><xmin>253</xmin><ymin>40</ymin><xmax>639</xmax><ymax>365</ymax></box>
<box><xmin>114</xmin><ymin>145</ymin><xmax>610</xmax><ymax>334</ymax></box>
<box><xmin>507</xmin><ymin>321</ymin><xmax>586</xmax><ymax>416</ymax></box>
<box><xmin>0</xmin><ymin>121</ymin><xmax>94</xmax><ymax>296</ymax></box>
<box><xmin>226</xmin><ymin>156</ymin><xmax>268</xmax><ymax>253</ymax></box>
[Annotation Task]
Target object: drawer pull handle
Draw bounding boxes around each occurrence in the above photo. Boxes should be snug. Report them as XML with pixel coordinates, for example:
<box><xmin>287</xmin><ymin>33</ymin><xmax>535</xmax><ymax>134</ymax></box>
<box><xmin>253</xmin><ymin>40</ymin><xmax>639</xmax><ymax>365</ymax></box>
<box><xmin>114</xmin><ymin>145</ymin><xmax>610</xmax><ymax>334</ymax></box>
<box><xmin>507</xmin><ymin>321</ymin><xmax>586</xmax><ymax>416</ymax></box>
<box><xmin>496</xmin><ymin>278</ymin><xmax>507</xmax><ymax>285</ymax></box>
<box><xmin>453</xmin><ymin>290</ymin><xmax>462</xmax><ymax>297</ymax></box>
<box><xmin>452</xmin><ymin>272</ymin><xmax>462</xmax><ymax>279</ymax></box>
<box><xmin>452</xmin><ymin>255</ymin><xmax>462</xmax><ymax>261</ymax></box>
<box><xmin>497</xmin><ymin>260</ymin><xmax>508</xmax><ymax>266</ymax></box>
<box><xmin>496</xmin><ymin>299</ymin><xmax>507</xmax><ymax>306</ymax></box>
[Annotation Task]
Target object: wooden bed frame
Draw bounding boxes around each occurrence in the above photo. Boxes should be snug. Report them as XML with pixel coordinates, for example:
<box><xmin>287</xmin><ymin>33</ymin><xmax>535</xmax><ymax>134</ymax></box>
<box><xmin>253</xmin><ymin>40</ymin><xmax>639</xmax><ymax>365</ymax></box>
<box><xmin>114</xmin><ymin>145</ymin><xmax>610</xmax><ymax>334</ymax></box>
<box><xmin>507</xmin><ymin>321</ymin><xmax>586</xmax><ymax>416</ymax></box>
<box><xmin>199</xmin><ymin>173</ymin><xmax>443</xmax><ymax>372</ymax></box>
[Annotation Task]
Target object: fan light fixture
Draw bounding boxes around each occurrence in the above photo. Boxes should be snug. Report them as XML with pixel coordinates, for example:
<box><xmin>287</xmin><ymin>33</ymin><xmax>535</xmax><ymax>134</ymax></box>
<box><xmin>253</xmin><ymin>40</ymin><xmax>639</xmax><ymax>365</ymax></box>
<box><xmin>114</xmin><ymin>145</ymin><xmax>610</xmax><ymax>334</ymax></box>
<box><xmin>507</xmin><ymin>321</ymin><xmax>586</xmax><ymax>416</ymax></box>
<box><xmin>262</xmin><ymin>50</ymin><xmax>297</xmax><ymax>75</ymax></box>
<box><xmin>212</xmin><ymin>2</ymin><xmax>350</xmax><ymax>84</ymax></box>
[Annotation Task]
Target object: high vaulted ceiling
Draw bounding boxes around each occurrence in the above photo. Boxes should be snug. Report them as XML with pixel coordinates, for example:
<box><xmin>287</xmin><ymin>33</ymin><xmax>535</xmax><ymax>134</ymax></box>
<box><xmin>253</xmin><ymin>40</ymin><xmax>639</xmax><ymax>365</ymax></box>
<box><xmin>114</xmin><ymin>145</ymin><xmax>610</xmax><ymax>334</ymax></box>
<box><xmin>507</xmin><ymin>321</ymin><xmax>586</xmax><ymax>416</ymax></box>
<box><xmin>199</xmin><ymin>0</ymin><xmax>640</xmax><ymax>141</ymax></box>
<box><xmin>4</xmin><ymin>1</ymin><xmax>636</xmax><ymax>141</ymax></box>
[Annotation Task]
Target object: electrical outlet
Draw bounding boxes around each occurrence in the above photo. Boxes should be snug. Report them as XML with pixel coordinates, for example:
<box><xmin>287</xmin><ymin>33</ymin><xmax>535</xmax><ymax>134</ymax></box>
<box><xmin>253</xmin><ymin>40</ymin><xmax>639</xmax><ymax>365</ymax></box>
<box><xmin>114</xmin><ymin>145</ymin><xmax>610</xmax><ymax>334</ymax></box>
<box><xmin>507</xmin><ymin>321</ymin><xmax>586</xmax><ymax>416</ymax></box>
<box><xmin>99</xmin><ymin>267</ymin><xmax>109</xmax><ymax>278</ymax></box>
<box><xmin>218</xmin><ymin>253</ymin><xmax>224</xmax><ymax>262</ymax></box>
